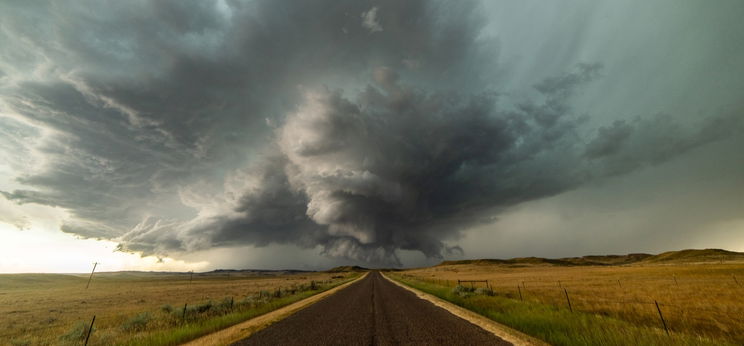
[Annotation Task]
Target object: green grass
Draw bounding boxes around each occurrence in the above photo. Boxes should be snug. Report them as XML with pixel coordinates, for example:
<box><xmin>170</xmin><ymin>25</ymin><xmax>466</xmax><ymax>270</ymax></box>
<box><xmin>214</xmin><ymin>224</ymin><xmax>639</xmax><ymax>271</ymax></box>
<box><xmin>388</xmin><ymin>274</ymin><xmax>731</xmax><ymax>346</ymax></box>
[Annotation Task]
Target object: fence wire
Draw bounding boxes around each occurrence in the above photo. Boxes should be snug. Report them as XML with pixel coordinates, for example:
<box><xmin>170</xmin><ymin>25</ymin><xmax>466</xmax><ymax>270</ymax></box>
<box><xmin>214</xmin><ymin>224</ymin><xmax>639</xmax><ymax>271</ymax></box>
<box><xmin>403</xmin><ymin>274</ymin><xmax>743</xmax><ymax>319</ymax></box>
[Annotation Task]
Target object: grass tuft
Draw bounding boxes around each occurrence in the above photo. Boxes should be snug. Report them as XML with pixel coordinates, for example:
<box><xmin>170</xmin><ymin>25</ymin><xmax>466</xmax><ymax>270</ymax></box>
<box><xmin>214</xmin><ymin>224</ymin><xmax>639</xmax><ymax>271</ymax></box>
<box><xmin>121</xmin><ymin>312</ymin><xmax>151</xmax><ymax>332</ymax></box>
<box><xmin>161</xmin><ymin>304</ymin><xmax>174</xmax><ymax>314</ymax></box>
<box><xmin>59</xmin><ymin>321</ymin><xmax>89</xmax><ymax>343</ymax></box>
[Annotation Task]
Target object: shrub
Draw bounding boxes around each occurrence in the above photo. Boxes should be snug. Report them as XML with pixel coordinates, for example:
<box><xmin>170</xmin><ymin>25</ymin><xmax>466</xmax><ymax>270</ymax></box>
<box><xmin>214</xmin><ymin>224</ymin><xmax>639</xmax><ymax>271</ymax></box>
<box><xmin>161</xmin><ymin>304</ymin><xmax>174</xmax><ymax>313</ymax></box>
<box><xmin>195</xmin><ymin>301</ymin><xmax>213</xmax><ymax>313</ymax></box>
<box><xmin>475</xmin><ymin>287</ymin><xmax>495</xmax><ymax>296</ymax></box>
<box><xmin>452</xmin><ymin>285</ymin><xmax>476</xmax><ymax>297</ymax></box>
<box><xmin>252</xmin><ymin>294</ymin><xmax>270</xmax><ymax>306</ymax></box>
<box><xmin>121</xmin><ymin>312</ymin><xmax>151</xmax><ymax>332</ymax></box>
<box><xmin>215</xmin><ymin>297</ymin><xmax>234</xmax><ymax>313</ymax></box>
<box><xmin>59</xmin><ymin>321</ymin><xmax>89</xmax><ymax>343</ymax></box>
<box><xmin>238</xmin><ymin>296</ymin><xmax>256</xmax><ymax>308</ymax></box>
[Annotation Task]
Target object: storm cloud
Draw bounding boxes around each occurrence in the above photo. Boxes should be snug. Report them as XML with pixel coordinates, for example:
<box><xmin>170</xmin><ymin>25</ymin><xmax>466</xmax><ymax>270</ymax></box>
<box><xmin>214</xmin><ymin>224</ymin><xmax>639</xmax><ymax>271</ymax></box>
<box><xmin>1</xmin><ymin>0</ymin><xmax>742</xmax><ymax>265</ymax></box>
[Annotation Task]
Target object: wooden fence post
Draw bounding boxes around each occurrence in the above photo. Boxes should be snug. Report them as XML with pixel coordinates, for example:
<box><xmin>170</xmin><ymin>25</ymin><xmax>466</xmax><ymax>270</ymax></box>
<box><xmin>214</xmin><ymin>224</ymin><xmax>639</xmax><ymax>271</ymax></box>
<box><xmin>85</xmin><ymin>262</ymin><xmax>99</xmax><ymax>289</ymax></box>
<box><xmin>518</xmin><ymin>286</ymin><xmax>523</xmax><ymax>301</ymax></box>
<box><xmin>563</xmin><ymin>288</ymin><xmax>573</xmax><ymax>312</ymax></box>
<box><xmin>84</xmin><ymin>315</ymin><xmax>96</xmax><ymax>346</ymax></box>
<box><xmin>655</xmin><ymin>301</ymin><xmax>670</xmax><ymax>336</ymax></box>
<box><xmin>182</xmin><ymin>303</ymin><xmax>188</xmax><ymax>323</ymax></box>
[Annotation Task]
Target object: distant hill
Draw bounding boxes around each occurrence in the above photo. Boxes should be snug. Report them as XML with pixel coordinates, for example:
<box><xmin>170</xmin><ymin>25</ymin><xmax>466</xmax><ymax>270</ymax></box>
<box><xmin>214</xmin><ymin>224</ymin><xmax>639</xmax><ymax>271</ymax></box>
<box><xmin>326</xmin><ymin>265</ymin><xmax>369</xmax><ymax>272</ymax></box>
<box><xmin>0</xmin><ymin>273</ymin><xmax>85</xmax><ymax>289</ymax></box>
<box><xmin>561</xmin><ymin>253</ymin><xmax>653</xmax><ymax>265</ymax></box>
<box><xmin>439</xmin><ymin>257</ymin><xmax>576</xmax><ymax>266</ymax></box>
<box><xmin>641</xmin><ymin>249</ymin><xmax>744</xmax><ymax>264</ymax></box>
<box><xmin>208</xmin><ymin>269</ymin><xmax>310</xmax><ymax>275</ymax></box>
<box><xmin>438</xmin><ymin>249</ymin><xmax>743</xmax><ymax>267</ymax></box>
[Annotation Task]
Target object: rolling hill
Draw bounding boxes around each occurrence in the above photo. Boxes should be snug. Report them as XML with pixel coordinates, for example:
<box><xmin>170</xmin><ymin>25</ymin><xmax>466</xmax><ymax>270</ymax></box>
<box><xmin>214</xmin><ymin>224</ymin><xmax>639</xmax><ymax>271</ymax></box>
<box><xmin>438</xmin><ymin>249</ymin><xmax>744</xmax><ymax>267</ymax></box>
<box><xmin>326</xmin><ymin>265</ymin><xmax>369</xmax><ymax>272</ymax></box>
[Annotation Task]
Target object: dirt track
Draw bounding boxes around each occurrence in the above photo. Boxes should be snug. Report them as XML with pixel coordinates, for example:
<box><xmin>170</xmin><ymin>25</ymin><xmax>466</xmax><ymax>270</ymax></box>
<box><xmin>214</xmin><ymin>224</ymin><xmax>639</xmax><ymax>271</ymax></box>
<box><xmin>233</xmin><ymin>271</ymin><xmax>510</xmax><ymax>346</ymax></box>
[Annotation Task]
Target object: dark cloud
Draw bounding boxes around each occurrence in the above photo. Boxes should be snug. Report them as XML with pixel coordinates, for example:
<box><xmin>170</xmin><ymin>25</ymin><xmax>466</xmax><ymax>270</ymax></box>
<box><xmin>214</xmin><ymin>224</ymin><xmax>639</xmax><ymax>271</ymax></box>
<box><xmin>116</xmin><ymin>64</ymin><xmax>741</xmax><ymax>265</ymax></box>
<box><xmin>584</xmin><ymin>120</ymin><xmax>633</xmax><ymax>159</ymax></box>
<box><xmin>0</xmin><ymin>0</ymin><xmax>741</xmax><ymax>265</ymax></box>
<box><xmin>584</xmin><ymin>112</ymin><xmax>744</xmax><ymax>176</ymax></box>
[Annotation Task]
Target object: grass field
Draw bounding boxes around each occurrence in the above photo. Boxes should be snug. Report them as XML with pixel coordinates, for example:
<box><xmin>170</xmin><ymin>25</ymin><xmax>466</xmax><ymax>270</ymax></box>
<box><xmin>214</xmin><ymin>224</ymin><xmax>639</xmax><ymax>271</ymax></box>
<box><xmin>0</xmin><ymin>270</ymin><xmax>358</xmax><ymax>345</ymax></box>
<box><xmin>388</xmin><ymin>249</ymin><xmax>744</xmax><ymax>346</ymax></box>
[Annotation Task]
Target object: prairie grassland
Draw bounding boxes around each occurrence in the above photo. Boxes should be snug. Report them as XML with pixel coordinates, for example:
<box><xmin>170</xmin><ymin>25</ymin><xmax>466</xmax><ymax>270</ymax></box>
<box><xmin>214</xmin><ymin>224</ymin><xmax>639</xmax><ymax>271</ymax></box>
<box><xmin>390</xmin><ymin>261</ymin><xmax>744</xmax><ymax>345</ymax></box>
<box><xmin>0</xmin><ymin>271</ymin><xmax>357</xmax><ymax>345</ymax></box>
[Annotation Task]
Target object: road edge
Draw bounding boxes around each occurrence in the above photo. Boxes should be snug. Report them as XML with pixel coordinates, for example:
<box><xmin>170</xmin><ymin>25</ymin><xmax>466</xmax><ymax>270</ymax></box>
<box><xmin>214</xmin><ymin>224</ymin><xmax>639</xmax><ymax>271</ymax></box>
<box><xmin>381</xmin><ymin>272</ymin><xmax>550</xmax><ymax>346</ymax></box>
<box><xmin>182</xmin><ymin>272</ymin><xmax>368</xmax><ymax>346</ymax></box>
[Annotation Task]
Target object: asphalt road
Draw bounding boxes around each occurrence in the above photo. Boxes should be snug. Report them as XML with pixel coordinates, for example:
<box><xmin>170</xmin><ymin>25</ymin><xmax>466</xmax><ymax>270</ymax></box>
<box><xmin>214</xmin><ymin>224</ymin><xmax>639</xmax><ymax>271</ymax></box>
<box><xmin>233</xmin><ymin>271</ymin><xmax>511</xmax><ymax>346</ymax></box>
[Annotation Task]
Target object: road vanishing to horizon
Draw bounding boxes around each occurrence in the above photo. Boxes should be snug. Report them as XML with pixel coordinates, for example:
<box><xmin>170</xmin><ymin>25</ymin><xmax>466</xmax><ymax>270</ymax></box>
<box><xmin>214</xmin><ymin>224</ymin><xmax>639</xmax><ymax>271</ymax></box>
<box><xmin>2</xmin><ymin>0</ymin><xmax>744</xmax><ymax>345</ymax></box>
<box><xmin>233</xmin><ymin>272</ymin><xmax>510</xmax><ymax>346</ymax></box>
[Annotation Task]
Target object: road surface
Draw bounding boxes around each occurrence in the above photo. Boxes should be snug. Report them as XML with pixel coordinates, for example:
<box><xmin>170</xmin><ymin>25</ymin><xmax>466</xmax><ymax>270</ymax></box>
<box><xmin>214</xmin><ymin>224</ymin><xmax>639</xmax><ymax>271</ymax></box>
<box><xmin>233</xmin><ymin>271</ymin><xmax>511</xmax><ymax>346</ymax></box>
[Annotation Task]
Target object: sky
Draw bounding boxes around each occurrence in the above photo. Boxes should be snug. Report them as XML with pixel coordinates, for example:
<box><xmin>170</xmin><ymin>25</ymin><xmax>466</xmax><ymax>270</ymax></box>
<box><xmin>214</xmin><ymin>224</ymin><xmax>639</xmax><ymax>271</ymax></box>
<box><xmin>0</xmin><ymin>0</ymin><xmax>743</xmax><ymax>273</ymax></box>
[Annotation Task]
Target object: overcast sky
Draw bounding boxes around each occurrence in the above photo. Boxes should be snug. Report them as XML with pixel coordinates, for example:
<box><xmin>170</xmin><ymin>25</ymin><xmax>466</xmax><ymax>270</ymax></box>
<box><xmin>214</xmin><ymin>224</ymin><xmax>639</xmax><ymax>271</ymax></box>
<box><xmin>1</xmin><ymin>0</ymin><xmax>743</xmax><ymax>273</ymax></box>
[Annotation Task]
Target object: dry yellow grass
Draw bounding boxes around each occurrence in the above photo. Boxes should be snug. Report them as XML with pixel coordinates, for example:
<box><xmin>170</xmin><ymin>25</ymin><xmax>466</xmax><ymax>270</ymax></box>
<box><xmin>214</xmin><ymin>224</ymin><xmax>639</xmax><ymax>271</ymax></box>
<box><xmin>402</xmin><ymin>260</ymin><xmax>744</xmax><ymax>344</ymax></box>
<box><xmin>0</xmin><ymin>271</ymin><xmax>350</xmax><ymax>345</ymax></box>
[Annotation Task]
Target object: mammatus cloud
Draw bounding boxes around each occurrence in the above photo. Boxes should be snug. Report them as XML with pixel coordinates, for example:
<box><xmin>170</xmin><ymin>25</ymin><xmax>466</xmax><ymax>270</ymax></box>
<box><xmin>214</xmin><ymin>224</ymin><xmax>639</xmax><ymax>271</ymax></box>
<box><xmin>0</xmin><ymin>1</ymin><xmax>742</xmax><ymax>265</ymax></box>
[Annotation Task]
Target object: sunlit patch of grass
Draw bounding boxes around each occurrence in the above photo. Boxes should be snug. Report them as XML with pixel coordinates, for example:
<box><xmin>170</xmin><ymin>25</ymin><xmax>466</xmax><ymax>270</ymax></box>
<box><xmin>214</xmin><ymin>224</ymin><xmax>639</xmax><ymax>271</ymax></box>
<box><xmin>404</xmin><ymin>262</ymin><xmax>744</xmax><ymax>343</ymax></box>
<box><xmin>389</xmin><ymin>272</ymin><xmax>738</xmax><ymax>346</ymax></box>
<box><xmin>0</xmin><ymin>271</ymin><xmax>360</xmax><ymax>345</ymax></box>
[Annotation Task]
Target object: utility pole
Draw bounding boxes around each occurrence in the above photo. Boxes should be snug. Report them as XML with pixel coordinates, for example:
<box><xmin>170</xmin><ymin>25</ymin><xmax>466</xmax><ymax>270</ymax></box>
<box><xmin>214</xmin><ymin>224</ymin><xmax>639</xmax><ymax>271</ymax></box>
<box><xmin>86</xmin><ymin>262</ymin><xmax>99</xmax><ymax>289</ymax></box>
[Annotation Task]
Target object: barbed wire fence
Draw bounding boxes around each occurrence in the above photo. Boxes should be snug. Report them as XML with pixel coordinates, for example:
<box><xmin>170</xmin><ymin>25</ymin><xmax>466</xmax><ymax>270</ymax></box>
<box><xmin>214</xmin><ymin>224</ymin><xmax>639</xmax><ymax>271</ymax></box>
<box><xmin>1</xmin><ymin>273</ymin><xmax>351</xmax><ymax>343</ymax></box>
<box><xmin>399</xmin><ymin>273</ymin><xmax>743</xmax><ymax>337</ymax></box>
